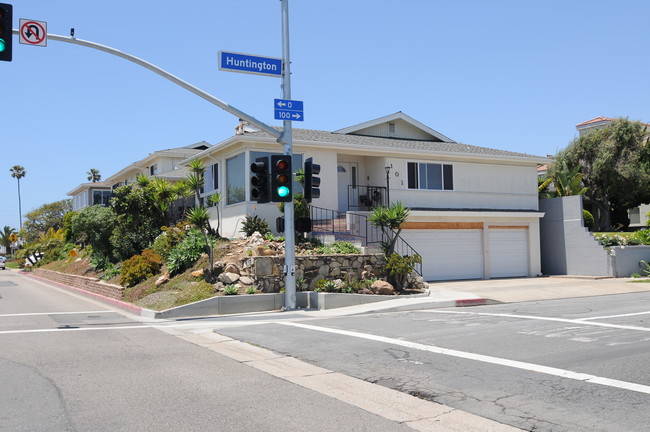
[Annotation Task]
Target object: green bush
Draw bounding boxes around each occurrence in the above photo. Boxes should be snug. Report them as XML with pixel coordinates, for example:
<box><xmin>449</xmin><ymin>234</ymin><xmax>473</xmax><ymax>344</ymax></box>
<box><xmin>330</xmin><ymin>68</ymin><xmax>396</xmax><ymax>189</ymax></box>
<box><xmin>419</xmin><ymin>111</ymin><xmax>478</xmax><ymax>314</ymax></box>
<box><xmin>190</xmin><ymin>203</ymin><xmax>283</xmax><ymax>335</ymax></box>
<box><xmin>166</xmin><ymin>228</ymin><xmax>207</xmax><ymax>276</ymax></box>
<box><xmin>315</xmin><ymin>279</ymin><xmax>338</xmax><ymax>293</ymax></box>
<box><xmin>119</xmin><ymin>249</ymin><xmax>163</xmax><ymax>287</ymax></box>
<box><xmin>631</xmin><ymin>229</ymin><xmax>650</xmax><ymax>245</ymax></box>
<box><xmin>583</xmin><ymin>210</ymin><xmax>594</xmax><ymax>230</ymax></box>
<box><xmin>240</xmin><ymin>215</ymin><xmax>270</xmax><ymax>237</ymax></box>
<box><xmin>152</xmin><ymin>225</ymin><xmax>187</xmax><ymax>258</ymax></box>
<box><xmin>316</xmin><ymin>241</ymin><xmax>361</xmax><ymax>255</ymax></box>
<box><xmin>385</xmin><ymin>253</ymin><xmax>422</xmax><ymax>290</ymax></box>
<box><xmin>224</xmin><ymin>285</ymin><xmax>238</xmax><ymax>295</ymax></box>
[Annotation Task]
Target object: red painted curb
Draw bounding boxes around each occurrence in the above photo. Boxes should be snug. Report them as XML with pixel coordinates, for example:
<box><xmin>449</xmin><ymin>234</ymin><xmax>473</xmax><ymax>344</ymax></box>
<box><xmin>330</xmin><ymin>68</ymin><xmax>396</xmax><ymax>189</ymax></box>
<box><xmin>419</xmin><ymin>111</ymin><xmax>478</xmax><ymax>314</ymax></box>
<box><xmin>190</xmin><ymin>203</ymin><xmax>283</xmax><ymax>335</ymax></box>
<box><xmin>24</xmin><ymin>272</ymin><xmax>144</xmax><ymax>316</ymax></box>
<box><xmin>455</xmin><ymin>298</ymin><xmax>487</xmax><ymax>307</ymax></box>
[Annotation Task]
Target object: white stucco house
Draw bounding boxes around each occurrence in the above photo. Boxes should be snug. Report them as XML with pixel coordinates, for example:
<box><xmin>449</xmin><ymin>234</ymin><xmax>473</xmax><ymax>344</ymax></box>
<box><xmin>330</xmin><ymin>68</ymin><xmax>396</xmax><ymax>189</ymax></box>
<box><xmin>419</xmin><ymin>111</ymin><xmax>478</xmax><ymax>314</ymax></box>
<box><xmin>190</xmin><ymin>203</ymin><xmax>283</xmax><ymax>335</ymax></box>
<box><xmin>182</xmin><ymin>112</ymin><xmax>550</xmax><ymax>282</ymax></box>
<box><xmin>68</xmin><ymin>141</ymin><xmax>211</xmax><ymax>211</ymax></box>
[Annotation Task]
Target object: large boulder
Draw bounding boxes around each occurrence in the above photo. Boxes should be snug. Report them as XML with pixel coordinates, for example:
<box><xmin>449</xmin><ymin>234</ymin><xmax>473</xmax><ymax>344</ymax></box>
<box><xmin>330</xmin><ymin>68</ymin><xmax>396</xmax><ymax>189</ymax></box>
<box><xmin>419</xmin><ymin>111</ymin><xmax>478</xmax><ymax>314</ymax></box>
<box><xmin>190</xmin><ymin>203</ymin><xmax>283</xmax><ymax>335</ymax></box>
<box><xmin>371</xmin><ymin>280</ymin><xmax>395</xmax><ymax>296</ymax></box>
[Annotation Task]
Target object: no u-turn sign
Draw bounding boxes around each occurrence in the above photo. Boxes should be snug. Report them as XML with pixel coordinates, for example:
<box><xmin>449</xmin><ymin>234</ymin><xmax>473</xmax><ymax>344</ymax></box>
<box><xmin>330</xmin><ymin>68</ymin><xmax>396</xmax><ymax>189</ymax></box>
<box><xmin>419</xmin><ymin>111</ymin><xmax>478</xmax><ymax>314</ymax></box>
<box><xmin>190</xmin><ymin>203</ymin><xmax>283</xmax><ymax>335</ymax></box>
<box><xmin>19</xmin><ymin>18</ymin><xmax>47</xmax><ymax>47</ymax></box>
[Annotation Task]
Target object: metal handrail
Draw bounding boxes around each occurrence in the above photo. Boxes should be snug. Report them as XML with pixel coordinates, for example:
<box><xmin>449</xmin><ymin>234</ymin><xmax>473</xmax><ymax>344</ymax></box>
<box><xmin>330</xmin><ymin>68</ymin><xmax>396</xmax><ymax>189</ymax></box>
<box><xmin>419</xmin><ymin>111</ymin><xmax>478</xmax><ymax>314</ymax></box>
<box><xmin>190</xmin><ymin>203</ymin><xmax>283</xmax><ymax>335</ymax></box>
<box><xmin>309</xmin><ymin>205</ymin><xmax>422</xmax><ymax>276</ymax></box>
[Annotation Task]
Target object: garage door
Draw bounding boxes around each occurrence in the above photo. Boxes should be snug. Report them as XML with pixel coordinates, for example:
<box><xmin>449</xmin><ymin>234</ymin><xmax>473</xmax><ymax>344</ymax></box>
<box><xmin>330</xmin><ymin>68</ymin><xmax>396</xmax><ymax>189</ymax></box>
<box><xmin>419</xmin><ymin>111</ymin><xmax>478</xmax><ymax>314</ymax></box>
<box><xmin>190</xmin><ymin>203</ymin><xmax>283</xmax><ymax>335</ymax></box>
<box><xmin>400</xmin><ymin>230</ymin><xmax>483</xmax><ymax>281</ymax></box>
<box><xmin>488</xmin><ymin>229</ymin><xmax>528</xmax><ymax>278</ymax></box>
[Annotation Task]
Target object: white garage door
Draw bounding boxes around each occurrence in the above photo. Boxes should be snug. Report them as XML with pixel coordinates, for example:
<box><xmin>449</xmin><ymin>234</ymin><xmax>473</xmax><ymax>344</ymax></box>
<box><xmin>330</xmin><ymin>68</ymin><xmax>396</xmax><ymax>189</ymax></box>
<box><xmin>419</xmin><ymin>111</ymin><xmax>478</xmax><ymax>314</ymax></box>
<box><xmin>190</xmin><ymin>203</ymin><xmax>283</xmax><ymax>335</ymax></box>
<box><xmin>488</xmin><ymin>229</ymin><xmax>528</xmax><ymax>278</ymax></box>
<box><xmin>400</xmin><ymin>230</ymin><xmax>483</xmax><ymax>281</ymax></box>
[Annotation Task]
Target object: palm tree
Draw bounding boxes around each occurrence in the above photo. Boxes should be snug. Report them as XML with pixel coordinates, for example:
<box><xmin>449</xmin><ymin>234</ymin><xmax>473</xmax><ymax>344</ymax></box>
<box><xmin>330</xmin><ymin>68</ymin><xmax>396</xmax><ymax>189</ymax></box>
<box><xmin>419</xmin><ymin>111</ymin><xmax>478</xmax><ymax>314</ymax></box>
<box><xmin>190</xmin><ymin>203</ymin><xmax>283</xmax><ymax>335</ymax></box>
<box><xmin>0</xmin><ymin>225</ymin><xmax>16</xmax><ymax>255</ymax></box>
<box><xmin>10</xmin><ymin>165</ymin><xmax>26</xmax><ymax>231</ymax></box>
<box><xmin>187</xmin><ymin>160</ymin><xmax>206</xmax><ymax>207</ymax></box>
<box><xmin>86</xmin><ymin>168</ymin><xmax>101</xmax><ymax>183</ymax></box>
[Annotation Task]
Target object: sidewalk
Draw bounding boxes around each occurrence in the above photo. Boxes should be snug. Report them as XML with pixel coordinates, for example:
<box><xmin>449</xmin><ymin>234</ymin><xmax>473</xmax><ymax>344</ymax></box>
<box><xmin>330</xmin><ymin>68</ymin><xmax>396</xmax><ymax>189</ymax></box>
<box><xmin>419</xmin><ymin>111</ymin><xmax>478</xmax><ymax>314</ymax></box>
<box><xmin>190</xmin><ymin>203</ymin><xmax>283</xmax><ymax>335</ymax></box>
<box><xmin>312</xmin><ymin>276</ymin><xmax>650</xmax><ymax>317</ymax></box>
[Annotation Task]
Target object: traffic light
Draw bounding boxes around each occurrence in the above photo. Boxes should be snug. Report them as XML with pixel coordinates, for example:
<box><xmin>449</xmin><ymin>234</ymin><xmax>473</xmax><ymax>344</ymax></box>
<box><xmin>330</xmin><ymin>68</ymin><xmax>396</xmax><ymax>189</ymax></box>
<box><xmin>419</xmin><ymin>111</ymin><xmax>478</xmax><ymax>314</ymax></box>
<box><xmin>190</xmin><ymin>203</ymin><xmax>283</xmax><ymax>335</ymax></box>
<box><xmin>304</xmin><ymin>157</ymin><xmax>321</xmax><ymax>203</ymax></box>
<box><xmin>0</xmin><ymin>3</ymin><xmax>12</xmax><ymax>62</ymax></box>
<box><xmin>250</xmin><ymin>156</ymin><xmax>270</xmax><ymax>203</ymax></box>
<box><xmin>271</xmin><ymin>155</ymin><xmax>292</xmax><ymax>202</ymax></box>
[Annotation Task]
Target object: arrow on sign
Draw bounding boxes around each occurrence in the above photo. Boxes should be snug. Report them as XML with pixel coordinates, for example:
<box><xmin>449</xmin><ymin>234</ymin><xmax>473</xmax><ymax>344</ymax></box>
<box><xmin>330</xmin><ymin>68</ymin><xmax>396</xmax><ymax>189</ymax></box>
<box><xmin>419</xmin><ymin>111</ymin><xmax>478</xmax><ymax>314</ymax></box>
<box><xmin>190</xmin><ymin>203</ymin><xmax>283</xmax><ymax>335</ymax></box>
<box><xmin>276</xmin><ymin>101</ymin><xmax>287</xmax><ymax>108</ymax></box>
<box><xmin>25</xmin><ymin>24</ymin><xmax>40</xmax><ymax>39</ymax></box>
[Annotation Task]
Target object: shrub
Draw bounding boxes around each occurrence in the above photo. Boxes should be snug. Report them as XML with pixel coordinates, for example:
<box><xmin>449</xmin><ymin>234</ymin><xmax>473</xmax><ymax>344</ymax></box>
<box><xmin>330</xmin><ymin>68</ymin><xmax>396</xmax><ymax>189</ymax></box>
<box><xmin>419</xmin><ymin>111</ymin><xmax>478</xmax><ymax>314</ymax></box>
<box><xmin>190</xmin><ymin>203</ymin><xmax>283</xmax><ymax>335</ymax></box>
<box><xmin>119</xmin><ymin>249</ymin><xmax>163</xmax><ymax>287</ymax></box>
<box><xmin>152</xmin><ymin>225</ymin><xmax>186</xmax><ymax>258</ymax></box>
<box><xmin>315</xmin><ymin>241</ymin><xmax>361</xmax><ymax>255</ymax></box>
<box><xmin>597</xmin><ymin>234</ymin><xmax>627</xmax><ymax>247</ymax></box>
<box><xmin>246</xmin><ymin>286</ymin><xmax>257</xmax><ymax>294</ymax></box>
<box><xmin>315</xmin><ymin>279</ymin><xmax>338</xmax><ymax>293</ymax></box>
<box><xmin>582</xmin><ymin>210</ymin><xmax>594</xmax><ymax>230</ymax></box>
<box><xmin>385</xmin><ymin>253</ymin><xmax>422</xmax><ymax>290</ymax></box>
<box><xmin>224</xmin><ymin>285</ymin><xmax>238</xmax><ymax>295</ymax></box>
<box><xmin>166</xmin><ymin>228</ymin><xmax>207</xmax><ymax>276</ymax></box>
<box><xmin>240</xmin><ymin>215</ymin><xmax>270</xmax><ymax>237</ymax></box>
<box><xmin>631</xmin><ymin>229</ymin><xmax>650</xmax><ymax>245</ymax></box>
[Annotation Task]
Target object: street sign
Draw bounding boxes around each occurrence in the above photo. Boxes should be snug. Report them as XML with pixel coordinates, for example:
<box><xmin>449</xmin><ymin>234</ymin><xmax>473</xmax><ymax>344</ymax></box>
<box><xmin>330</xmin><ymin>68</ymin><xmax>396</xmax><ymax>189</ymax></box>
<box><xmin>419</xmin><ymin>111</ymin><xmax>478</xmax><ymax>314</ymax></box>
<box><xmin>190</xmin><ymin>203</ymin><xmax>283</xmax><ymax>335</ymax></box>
<box><xmin>274</xmin><ymin>98</ymin><xmax>304</xmax><ymax>122</ymax></box>
<box><xmin>218</xmin><ymin>51</ymin><xmax>282</xmax><ymax>77</ymax></box>
<box><xmin>19</xmin><ymin>19</ymin><xmax>47</xmax><ymax>46</ymax></box>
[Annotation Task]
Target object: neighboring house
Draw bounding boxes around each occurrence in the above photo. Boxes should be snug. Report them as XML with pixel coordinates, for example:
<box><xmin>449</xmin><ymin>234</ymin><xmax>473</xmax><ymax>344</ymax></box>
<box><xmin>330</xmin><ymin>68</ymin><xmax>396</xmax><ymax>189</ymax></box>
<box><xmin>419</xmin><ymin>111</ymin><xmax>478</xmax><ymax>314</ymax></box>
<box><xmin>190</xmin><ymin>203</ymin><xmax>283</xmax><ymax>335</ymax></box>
<box><xmin>182</xmin><ymin>112</ymin><xmax>549</xmax><ymax>281</ymax></box>
<box><xmin>575</xmin><ymin>117</ymin><xmax>650</xmax><ymax>228</ymax></box>
<box><xmin>68</xmin><ymin>141</ymin><xmax>211</xmax><ymax>211</ymax></box>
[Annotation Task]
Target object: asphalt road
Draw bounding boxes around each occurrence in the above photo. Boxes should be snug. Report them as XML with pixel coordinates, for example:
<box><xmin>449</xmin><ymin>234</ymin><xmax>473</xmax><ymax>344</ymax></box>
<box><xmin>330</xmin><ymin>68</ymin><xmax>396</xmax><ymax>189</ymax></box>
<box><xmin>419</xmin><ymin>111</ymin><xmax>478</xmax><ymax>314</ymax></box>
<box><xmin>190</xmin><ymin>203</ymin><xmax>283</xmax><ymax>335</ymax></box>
<box><xmin>0</xmin><ymin>271</ymin><xmax>414</xmax><ymax>432</ymax></box>
<box><xmin>215</xmin><ymin>291</ymin><xmax>650</xmax><ymax>432</ymax></box>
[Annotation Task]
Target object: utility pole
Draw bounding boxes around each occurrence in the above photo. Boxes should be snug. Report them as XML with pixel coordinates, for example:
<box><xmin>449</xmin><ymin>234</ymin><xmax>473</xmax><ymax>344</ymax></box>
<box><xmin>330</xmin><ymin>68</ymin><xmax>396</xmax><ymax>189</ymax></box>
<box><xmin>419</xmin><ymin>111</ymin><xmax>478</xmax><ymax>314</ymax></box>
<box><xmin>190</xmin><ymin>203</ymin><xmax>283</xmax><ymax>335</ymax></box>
<box><xmin>280</xmin><ymin>0</ymin><xmax>296</xmax><ymax>309</ymax></box>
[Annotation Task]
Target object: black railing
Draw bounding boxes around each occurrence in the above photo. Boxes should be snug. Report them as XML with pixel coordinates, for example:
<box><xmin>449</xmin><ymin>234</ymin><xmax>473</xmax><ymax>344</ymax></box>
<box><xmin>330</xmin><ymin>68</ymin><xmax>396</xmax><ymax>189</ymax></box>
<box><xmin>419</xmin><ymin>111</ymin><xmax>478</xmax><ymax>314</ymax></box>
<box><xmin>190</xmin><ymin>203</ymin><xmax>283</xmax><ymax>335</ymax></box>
<box><xmin>348</xmin><ymin>185</ymin><xmax>387</xmax><ymax>210</ymax></box>
<box><xmin>309</xmin><ymin>205</ymin><xmax>422</xmax><ymax>276</ymax></box>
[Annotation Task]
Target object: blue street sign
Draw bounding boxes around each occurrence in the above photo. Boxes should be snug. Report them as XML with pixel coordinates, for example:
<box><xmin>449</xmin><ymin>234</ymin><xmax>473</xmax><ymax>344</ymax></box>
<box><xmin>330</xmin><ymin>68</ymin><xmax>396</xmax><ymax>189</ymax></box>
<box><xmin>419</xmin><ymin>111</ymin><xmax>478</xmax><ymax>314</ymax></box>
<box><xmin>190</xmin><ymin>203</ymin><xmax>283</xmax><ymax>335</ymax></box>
<box><xmin>218</xmin><ymin>51</ymin><xmax>283</xmax><ymax>77</ymax></box>
<box><xmin>274</xmin><ymin>98</ymin><xmax>304</xmax><ymax>122</ymax></box>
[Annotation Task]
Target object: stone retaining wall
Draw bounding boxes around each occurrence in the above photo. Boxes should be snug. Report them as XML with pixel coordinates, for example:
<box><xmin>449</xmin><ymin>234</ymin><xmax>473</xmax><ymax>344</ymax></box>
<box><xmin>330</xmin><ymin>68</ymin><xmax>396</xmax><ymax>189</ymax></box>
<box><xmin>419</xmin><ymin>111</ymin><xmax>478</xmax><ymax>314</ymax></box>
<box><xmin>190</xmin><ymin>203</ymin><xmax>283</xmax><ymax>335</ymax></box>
<box><xmin>245</xmin><ymin>253</ymin><xmax>385</xmax><ymax>293</ymax></box>
<box><xmin>33</xmin><ymin>268</ymin><xmax>125</xmax><ymax>300</ymax></box>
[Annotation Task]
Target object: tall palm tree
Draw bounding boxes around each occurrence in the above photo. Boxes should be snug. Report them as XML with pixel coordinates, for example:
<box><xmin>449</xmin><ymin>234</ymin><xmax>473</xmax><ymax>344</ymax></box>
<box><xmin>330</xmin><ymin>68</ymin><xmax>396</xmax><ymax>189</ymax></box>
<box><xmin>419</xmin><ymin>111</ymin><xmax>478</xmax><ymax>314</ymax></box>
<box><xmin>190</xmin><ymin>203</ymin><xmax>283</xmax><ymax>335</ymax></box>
<box><xmin>86</xmin><ymin>168</ymin><xmax>101</xmax><ymax>183</ymax></box>
<box><xmin>187</xmin><ymin>159</ymin><xmax>206</xmax><ymax>207</ymax></box>
<box><xmin>10</xmin><ymin>165</ymin><xmax>26</xmax><ymax>231</ymax></box>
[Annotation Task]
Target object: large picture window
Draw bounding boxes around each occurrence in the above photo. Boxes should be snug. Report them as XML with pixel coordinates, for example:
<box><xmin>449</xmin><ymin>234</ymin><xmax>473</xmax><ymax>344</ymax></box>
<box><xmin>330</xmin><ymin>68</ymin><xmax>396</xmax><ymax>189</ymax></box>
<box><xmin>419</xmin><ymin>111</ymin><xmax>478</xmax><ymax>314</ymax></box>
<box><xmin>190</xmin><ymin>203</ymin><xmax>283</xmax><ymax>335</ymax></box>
<box><xmin>407</xmin><ymin>162</ymin><xmax>453</xmax><ymax>190</ymax></box>
<box><xmin>226</xmin><ymin>154</ymin><xmax>246</xmax><ymax>204</ymax></box>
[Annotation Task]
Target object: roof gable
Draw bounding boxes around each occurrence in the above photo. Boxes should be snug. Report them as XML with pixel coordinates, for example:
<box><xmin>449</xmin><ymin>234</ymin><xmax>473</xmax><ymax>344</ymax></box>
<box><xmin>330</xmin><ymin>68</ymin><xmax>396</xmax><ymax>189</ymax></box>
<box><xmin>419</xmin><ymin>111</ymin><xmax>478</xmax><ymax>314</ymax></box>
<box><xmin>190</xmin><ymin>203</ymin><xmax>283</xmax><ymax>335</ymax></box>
<box><xmin>334</xmin><ymin>112</ymin><xmax>455</xmax><ymax>143</ymax></box>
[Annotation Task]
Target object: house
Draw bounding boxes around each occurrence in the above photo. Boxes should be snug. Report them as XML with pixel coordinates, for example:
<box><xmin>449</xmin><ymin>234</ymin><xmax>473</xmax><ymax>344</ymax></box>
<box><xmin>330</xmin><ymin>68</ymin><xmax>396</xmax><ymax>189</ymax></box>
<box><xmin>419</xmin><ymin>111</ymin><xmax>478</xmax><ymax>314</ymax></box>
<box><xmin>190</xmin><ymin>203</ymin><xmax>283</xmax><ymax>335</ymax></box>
<box><xmin>68</xmin><ymin>141</ymin><xmax>211</xmax><ymax>211</ymax></box>
<box><xmin>182</xmin><ymin>112</ymin><xmax>549</xmax><ymax>282</ymax></box>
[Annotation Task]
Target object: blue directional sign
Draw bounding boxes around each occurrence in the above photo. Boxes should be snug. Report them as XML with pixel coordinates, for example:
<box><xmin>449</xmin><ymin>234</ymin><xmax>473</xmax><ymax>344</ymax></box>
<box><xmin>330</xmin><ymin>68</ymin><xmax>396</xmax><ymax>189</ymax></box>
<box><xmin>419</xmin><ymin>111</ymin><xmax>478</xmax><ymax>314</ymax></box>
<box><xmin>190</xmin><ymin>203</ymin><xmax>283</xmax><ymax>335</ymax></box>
<box><xmin>218</xmin><ymin>51</ymin><xmax>283</xmax><ymax>77</ymax></box>
<box><xmin>274</xmin><ymin>99</ymin><xmax>304</xmax><ymax>122</ymax></box>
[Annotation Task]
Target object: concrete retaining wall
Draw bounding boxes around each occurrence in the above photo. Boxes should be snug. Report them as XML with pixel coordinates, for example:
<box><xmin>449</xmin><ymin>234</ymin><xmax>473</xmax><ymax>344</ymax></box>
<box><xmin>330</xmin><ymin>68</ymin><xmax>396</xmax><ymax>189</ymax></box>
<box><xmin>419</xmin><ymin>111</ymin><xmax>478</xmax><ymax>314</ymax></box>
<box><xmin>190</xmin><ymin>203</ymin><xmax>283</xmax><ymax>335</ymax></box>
<box><xmin>539</xmin><ymin>196</ymin><xmax>613</xmax><ymax>276</ymax></box>
<box><xmin>33</xmin><ymin>268</ymin><xmax>124</xmax><ymax>299</ymax></box>
<box><xmin>610</xmin><ymin>246</ymin><xmax>650</xmax><ymax>277</ymax></box>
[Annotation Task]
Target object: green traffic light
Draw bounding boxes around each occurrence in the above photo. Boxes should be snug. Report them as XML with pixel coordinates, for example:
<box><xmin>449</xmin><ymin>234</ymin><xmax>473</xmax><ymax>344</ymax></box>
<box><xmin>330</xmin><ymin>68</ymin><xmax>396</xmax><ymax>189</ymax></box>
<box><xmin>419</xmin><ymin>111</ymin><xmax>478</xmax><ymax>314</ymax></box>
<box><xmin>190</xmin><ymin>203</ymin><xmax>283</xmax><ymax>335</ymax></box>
<box><xmin>0</xmin><ymin>38</ymin><xmax>5</xmax><ymax>52</ymax></box>
<box><xmin>277</xmin><ymin>186</ymin><xmax>290</xmax><ymax>198</ymax></box>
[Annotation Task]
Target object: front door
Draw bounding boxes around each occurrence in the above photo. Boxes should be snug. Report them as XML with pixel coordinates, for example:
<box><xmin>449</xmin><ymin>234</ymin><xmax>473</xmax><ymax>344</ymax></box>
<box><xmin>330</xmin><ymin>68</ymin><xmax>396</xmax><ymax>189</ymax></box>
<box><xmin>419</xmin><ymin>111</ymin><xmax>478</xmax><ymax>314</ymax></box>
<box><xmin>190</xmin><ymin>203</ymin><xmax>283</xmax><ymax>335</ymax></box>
<box><xmin>337</xmin><ymin>162</ymin><xmax>357</xmax><ymax>211</ymax></box>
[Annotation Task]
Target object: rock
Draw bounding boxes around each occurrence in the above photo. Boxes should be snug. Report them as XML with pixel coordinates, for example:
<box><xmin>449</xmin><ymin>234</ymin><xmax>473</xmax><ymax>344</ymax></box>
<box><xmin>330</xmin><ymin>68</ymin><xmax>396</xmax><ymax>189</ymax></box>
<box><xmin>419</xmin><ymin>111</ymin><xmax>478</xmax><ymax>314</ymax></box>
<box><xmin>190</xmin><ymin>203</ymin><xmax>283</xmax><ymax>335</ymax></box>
<box><xmin>218</xmin><ymin>272</ymin><xmax>240</xmax><ymax>284</ymax></box>
<box><xmin>224</xmin><ymin>263</ymin><xmax>240</xmax><ymax>274</ymax></box>
<box><xmin>155</xmin><ymin>273</ymin><xmax>170</xmax><ymax>286</ymax></box>
<box><xmin>239</xmin><ymin>276</ymin><xmax>254</xmax><ymax>285</ymax></box>
<box><xmin>371</xmin><ymin>280</ymin><xmax>395</xmax><ymax>296</ymax></box>
<box><xmin>360</xmin><ymin>288</ymin><xmax>374</xmax><ymax>295</ymax></box>
<box><xmin>254</xmin><ymin>257</ymin><xmax>274</xmax><ymax>276</ymax></box>
<box><xmin>330</xmin><ymin>267</ymin><xmax>341</xmax><ymax>277</ymax></box>
<box><xmin>191</xmin><ymin>269</ymin><xmax>204</xmax><ymax>278</ymax></box>
<box><xmin>257</xmin><ymin>245</ymin><xmax>276</xmax><ymax>256</ymax></box>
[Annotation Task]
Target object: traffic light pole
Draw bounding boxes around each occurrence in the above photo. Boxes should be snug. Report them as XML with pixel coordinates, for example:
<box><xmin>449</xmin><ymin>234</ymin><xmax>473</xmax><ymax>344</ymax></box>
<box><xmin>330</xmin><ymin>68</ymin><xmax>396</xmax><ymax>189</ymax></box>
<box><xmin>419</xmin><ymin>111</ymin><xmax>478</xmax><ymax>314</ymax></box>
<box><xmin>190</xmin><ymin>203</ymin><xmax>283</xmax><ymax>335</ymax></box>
<box><xmin>280</xmin><ymin>0</ymin><xmax>297</xmax><ymax>309</ymax></box>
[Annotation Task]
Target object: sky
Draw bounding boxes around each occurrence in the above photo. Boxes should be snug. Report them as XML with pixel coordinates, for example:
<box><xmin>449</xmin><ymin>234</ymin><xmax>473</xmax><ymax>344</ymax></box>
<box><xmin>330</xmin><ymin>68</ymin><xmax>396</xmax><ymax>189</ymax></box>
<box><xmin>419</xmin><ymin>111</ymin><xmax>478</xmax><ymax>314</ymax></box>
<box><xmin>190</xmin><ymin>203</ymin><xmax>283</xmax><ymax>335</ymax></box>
<box><xmin>2</xmin><ymin>0</ymin><xmax>650</xmax><ymax>230</ymax></box>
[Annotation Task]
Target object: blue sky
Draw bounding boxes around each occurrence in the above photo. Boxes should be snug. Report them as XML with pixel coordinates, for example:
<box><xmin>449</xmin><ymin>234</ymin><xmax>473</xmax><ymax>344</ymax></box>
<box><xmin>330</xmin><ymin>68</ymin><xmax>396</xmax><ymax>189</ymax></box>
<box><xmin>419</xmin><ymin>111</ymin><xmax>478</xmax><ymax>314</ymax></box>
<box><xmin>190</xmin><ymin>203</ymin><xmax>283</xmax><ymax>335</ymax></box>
<box><xmin>2</xmin><ymin>0</ymin><xmax>649</xmax><ymax>230</ymax></box>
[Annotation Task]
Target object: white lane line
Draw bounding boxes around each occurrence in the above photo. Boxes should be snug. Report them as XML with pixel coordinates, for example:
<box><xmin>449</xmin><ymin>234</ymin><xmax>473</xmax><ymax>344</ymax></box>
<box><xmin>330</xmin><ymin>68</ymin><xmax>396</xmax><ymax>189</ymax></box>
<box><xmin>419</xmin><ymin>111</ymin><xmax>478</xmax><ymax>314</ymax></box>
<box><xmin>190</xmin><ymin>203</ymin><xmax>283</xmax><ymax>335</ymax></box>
<box><xmin>421</xmin><ymin>310</ymin><xmax>650</xmax><ymax>332</ymax></box>
<box><xmin>0</xmin><ymin>325</ymin><xmax>151</xmax><ymax>335</ymax></box>
<box><xmin>576</xmin><ymin>311</ymin><xmax>650</xmax><ymax>321</ymax></box>
<box><xmin>278</xmin><ymin>321</ymin><xmax>650</xmax><ymax>396</ymax></box>
<box><xmin>0</xmin><ymin>320</ymin><xmax>274</xmax><ymax>335</ymax></box>
<box><xmin>0</xmin><ymin>310</ymin><xmax>110</xmax><ymax>318</ymax></box>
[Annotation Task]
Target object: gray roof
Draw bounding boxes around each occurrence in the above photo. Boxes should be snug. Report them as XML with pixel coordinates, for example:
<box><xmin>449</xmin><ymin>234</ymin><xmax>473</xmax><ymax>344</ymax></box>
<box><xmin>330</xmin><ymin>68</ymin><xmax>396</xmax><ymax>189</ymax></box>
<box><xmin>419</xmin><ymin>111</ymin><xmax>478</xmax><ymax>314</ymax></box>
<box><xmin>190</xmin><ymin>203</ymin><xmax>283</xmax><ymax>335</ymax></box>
<box><xmin>245</xmin><ymin>128</ymin><xmax>545</xmax><ymax>160</ymax></box>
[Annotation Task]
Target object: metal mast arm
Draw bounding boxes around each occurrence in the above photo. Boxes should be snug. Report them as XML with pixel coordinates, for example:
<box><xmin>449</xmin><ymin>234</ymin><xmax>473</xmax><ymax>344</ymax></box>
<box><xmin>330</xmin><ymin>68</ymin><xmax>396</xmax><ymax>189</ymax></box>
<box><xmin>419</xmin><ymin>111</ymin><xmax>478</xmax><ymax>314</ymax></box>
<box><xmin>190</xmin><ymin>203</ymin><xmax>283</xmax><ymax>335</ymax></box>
<box><xmin>12</xmin><ymin>29</ymin><xmax>281</xmax><ymax>139</ymax></box>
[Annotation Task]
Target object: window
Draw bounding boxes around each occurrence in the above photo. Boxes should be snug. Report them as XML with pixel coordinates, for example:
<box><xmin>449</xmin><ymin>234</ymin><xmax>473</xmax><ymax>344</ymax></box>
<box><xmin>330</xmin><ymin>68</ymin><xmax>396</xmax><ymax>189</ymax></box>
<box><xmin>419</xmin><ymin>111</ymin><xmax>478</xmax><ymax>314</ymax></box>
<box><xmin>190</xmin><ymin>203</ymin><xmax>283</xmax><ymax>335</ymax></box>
<box><xmin>149</xmin><ymin>164</ymin><xmax>158</xmax><ymax>176</ymax></box>
<box><xmin>226</xmin><ymin>154</ymin><xmax>246</xmax><ymax>204</ymax></box>
<box><xmin>407</xmin><ymin>162</ymin><xmax>453</xmax><ymax>190</ymax></box>
<box><xmin>92</xmin><ymin>190</ymin><xmax>112</xmax><ymax>207</ymax></box>
<box><xmin>388</xmin><ymin>123</ymin><xmax>396</xmax><ymax>134</ymax></box>
<box><xmin>211</xmin><ymin>163</ymin><xmax>218</xmax><ymax>190</ymax></box>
